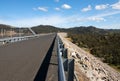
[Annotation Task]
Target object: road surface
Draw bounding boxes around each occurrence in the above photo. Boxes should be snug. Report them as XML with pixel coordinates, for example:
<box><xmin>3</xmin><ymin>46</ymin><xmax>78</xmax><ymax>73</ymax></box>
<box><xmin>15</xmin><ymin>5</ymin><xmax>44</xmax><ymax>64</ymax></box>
<box><xmin>0</xmin><ymin>34</ymin><xmax>58</xmax><ymax>81</ymax></box>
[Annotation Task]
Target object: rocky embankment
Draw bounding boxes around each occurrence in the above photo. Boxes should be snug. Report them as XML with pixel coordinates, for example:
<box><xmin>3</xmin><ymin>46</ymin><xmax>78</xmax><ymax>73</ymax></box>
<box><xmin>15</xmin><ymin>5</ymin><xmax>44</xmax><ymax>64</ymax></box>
<box><xmin>58</xmin><ymin>33</ymin><xmax>120</xmax><ymax>81</ymax></box>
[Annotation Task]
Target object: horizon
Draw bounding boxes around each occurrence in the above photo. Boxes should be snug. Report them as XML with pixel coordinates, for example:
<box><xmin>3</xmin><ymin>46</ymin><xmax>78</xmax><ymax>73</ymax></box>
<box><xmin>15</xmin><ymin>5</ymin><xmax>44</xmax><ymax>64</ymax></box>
<box><xmin>1</xmin><ymin>24</ymin><xmax>120</xmax><ymax>30</ymax></box>
<box><xmin>0</xmin><ymin>0</ymin><xmax>120</xmax><ymax>29</ymax></box>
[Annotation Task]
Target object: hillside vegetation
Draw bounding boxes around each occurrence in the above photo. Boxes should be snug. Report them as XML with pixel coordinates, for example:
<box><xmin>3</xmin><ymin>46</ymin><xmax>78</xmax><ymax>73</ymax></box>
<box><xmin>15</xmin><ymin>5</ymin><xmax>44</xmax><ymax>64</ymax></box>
<box><xmin>67</xmin><ymin>27</ymin><xmax>120</xmax><ymax>70</ymax></box>
<box><xmin>31</xmin><ymin>25</ymin><xmax>61</xmax><ymax>33</ymax></box>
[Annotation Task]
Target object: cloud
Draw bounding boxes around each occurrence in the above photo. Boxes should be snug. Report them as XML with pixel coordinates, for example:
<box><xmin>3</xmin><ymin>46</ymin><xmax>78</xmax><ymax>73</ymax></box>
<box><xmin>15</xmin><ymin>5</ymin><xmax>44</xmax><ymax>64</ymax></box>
<box><xmin>111</xmin><ymin>0</ymin><xmax>120</xmax><ymax>9</ymax></box>
<box><xmin>71</xmin><ymin>16</ymin><xmax>105</xmax><ymax>22</ymax></box>
<box><xmin>55</xmin><ymin>7</ymin><xmax>60</xmax><ymax>11</ymax></box>
<box><xmin>81</xmin><ymin>5</ymin><xmax>92</xmax><ymax>12</ymax></box>
<box><xmin>83</xmin><ymin>11</ymin><xmax>120</xmax><ymax>22</ymax></box>
<box><xmin>62</xmin><ymin>4</ymin><xmax>71</xmax><ymax>9</ymax></box>
<box><xmin>95</xmin><ymin>4</ymin><xmax>109</xmax><ymax>10</ymax></box>
<box><xmin>87</xmin><ymin>17</ymin><xmax>105</xmax><ymax>22</ymax></box>
<box><xmin>0</xmin><ymin>15</ymin><xmax>67</xmax><ymax>27</ymax></box>
<box><xmin>37</xmin><ymin>7</ymin><xmax>48</xmax><ymax>12</ymax></box>
<box><xmin>70</xmin><ymin>11</ymin><xmax>120</xmax><ymax>23</ymax></box>
<box><xmin>1</xmin><ymin>11</ymin><xmax>120</xmax><ymax>28</ymax></box>
<box><xmin>93</xmin><ymin>11</ymin><xmax>120</xmax><ymax>17</ymax></box>
<box><xmin>33</xmin><ymin>7</ymin><xmax>48</xmax><ymax>12</ymax></box>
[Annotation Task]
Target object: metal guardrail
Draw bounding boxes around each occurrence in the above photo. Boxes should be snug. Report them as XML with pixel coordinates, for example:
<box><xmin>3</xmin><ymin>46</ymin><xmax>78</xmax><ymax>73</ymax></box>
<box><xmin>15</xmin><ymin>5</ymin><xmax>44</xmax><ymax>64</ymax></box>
<box><xmin>0</xmin><ymin>27</ymin><xmax>38</xmax><ymax>44</ymax></box>
<box><xmin>57</xmin><ymin>36</ymin><xmax>66</xmax><ymax>81</ymax></box>
<box><xmin>57</xmin><ymin>35</ymin><xmax>74</xmax><ymax>81</ymax></box>
<box><xmin>0</xmin><ymin>34</ymin><xmax>40</xmax><ymax>44</ymax></box>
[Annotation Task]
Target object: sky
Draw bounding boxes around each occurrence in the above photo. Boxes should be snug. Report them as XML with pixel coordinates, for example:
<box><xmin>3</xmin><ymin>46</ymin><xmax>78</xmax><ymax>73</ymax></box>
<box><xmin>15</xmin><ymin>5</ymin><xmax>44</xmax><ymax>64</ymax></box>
<box><xmin>0</xmin><ymin>0</ymin><xmax>120</xmax><ymax>29</ymax></box>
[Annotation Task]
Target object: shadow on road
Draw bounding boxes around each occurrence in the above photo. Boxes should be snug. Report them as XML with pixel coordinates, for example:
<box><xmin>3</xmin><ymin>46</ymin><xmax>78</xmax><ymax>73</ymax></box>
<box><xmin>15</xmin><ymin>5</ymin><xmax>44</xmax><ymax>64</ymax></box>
<box><xmin>34</xmin><ymin>35</ymin><xmax>56</xmax><ymax>81</ymax></box>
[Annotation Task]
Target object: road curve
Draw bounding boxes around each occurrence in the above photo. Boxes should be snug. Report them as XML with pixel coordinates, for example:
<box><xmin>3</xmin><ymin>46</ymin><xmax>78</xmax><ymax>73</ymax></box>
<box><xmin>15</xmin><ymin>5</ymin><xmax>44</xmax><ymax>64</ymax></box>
<box><xmin>0</xmin><ymin>34</ymin><xmax>56</xmax><ymax>81</ymax></box>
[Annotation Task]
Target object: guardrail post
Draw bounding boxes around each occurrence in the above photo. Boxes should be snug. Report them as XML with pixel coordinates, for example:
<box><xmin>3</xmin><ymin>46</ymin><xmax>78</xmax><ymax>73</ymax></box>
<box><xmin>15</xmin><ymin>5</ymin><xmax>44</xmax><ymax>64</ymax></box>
<box><xmin>63</xmin><ymin>59</ymin><xmax>68</xmax><ymax>71</ymax></box>
<box><xmin>63</xmin><ymin>48</ymin><xmax>68</xmax><ymax>58</ymax></box>
<box><xmin>68</xmin><ymin>59</ymin><xmax>74</xmax><ymax>81</ymax></box>
<box><xmin>57</xmin><ymin>35</ymin><xmax>75</xmax><ymax>81</ymax></box>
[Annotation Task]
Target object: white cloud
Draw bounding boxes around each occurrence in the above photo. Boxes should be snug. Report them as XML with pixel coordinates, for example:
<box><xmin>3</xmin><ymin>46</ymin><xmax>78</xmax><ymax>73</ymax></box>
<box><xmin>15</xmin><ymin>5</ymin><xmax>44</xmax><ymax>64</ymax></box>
<box><xmin>38</xmin><ymin>7</ymin><xmax>48</xmax><ymax>12</ymax></box>
<box><xmin>81</xmin><ymin>5</ymin><xmax>92</xmax><ymax>12</ymax></box>
<box><xmin>93</xmin><ymin>11</ymin><xmax>120</xmax><ymax>18</ymax></box>
<box><xmin>95</xmin><ymin>4</ymin><xmax>109</xmax><ymax>10</ymax></box>
<box><xmin>62</xmin><ymin>4</ymin><xmax>71</xmax><ymax>9</ymax></box>
<box><xmin>82</xmin><ymin>11</ymin><xmax>120</xmax><ymax>22</ymax></box>
<box><xmin>0</xmin><ymin>15</ymin><xmax>67</xmax><ymax>27</ymax></box>
<box><xmin>111</xmin><ymin>0</ymin><xmax>120</xmax><ymax>9</ymax></box>
<box><xmin>87</xmin><ymin>17</ymin><xmax>105</xmax><ymax>22</ymax></box>
<box><xmin>69</xmin><ymin>11</ymin><xmax>120</xmax><ymax>23</ymax></box>
<box><xmin>70</xmin><ymin>16</ymin><xmax>105</xmax><ymax>22</ymax></box>
<box><xmin>55</xmin><ymin>7</ymin><xmax>60</xmax><ymax>11</ymax></box>
<box><xmin>33</xmin><ymin>7</ymin><xmax>48</xmax><ymax>12</ymax></box>
<box><xmin>0</xmin><ymin>11</ymin><xmax>120</xmax><ymax>28</ymax></box>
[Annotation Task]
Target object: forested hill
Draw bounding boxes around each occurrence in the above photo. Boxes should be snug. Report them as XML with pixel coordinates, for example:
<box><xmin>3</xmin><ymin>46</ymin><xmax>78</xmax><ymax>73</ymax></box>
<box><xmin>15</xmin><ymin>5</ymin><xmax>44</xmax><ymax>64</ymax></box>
<box><xmin>0</xmin><ymin>24</ymin><xmax>12</xmax><ymax>29</ymax></box>
<box><xmin>31</xmin><ymin>25</ymin><xmax>120</xmax><ymax>34</ymax></box>
<box><xmin>1</xmin><ymin>24</ymin><xmax>120</xmax><ymax>34</ymax></box>
<box><xmin>0</xmin><ymin>24</ymin><xmax>31</xmax><ymax>34</ymax></box>
<box><xmin>31</xmin><ymin>25</ymin><xmax>61</xmax><ymax>34</ymax></box>
<box><xmin>67</xmin><ymin>26</ymin><xmax>120</xmax><ymax>34</ymax></box>
<box><xmin>67</xmin><ymin>26</ymin><xmax>120</xmax><ymax>71</ymax></box>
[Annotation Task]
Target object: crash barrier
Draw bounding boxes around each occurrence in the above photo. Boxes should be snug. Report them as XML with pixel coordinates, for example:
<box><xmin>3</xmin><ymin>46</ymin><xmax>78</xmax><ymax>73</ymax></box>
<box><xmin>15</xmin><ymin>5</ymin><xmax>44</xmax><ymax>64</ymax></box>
<box><xmin>0</xmin><ymin>34</ymin><xmax>40</xmax><ymax>45</ymax></box>
<box><xmin>57</xmin><ymin>36</ymin><xmax>74</xmax><ymax>81</ymax></box>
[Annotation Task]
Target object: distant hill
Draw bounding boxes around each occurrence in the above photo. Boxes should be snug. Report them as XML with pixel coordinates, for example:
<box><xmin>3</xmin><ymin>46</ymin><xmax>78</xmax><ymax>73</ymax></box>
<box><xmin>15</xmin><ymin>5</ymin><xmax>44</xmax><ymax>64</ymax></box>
<box><xmin>0</xmin><ymin>24</ymin><xmax>12</xmax><ymax>29</ymax></box>
<box><xmin>31</xmin><ymin>25</ymin><xmax>120</xmax><ymax>34</ymax></box>
<box><xmin>31</xmin><ymin>25</ymin><xmax>61</xmax><ymax>34</ymax></box>
<box><xmin>0</xmin><ymin>24</ymin><xmax>32</xmax><ymax>36</ymax></box>
<box><xmin>0</xmin><ymin>24</ymin><xmax>120</xmax><ymax>34</ymax></box>
<box><xmin>67</xmin><ymin>26</ymin><xmax>120</xmax><ymax>34</ymax></box>
<box><xmin>67</xmin><ymin>26</ymin><xmax>108</xmax><ymax>34</ymax></box>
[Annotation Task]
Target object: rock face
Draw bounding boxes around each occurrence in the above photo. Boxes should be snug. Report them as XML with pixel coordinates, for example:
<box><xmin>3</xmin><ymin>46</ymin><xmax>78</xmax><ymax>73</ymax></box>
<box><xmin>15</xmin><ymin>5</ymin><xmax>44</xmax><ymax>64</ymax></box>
<box><xmin>58</xmin><ymin>33</ymin><xmax>120</xmax><ymax>81</ymax></box>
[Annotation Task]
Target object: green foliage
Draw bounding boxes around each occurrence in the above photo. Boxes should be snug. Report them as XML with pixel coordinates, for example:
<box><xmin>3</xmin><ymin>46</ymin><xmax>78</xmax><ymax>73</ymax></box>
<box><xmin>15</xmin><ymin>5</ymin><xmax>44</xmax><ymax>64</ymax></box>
<box><xmin>68</xmin><ymin>32</ymin><xmax>120</xmax><ymax>66</ymax></box>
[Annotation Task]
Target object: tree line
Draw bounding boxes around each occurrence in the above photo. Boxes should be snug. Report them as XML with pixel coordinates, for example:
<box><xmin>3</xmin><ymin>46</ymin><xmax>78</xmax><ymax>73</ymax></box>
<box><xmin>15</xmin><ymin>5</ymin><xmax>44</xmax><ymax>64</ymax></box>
<box><xmin>68</xmin><ymin>32</ymin><xmax>120</xmax><ymax>69</ymax></box>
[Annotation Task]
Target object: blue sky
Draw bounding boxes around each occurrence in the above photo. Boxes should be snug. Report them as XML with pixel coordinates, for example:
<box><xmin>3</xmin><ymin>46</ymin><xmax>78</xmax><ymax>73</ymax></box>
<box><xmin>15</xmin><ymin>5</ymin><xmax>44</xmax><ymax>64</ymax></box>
<box><xmin>0</xmin><ymin>0</ymin><xmax>120</xmax><ymax>29</ymax></box>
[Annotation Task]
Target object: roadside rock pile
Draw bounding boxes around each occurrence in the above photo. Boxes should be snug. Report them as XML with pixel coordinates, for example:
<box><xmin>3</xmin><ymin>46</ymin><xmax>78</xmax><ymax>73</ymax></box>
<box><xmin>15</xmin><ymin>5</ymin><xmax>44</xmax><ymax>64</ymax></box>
<box><xmin>58</xmin><ymin>33</ymin><xmax>120</xmax><ymax>81</ymax></box>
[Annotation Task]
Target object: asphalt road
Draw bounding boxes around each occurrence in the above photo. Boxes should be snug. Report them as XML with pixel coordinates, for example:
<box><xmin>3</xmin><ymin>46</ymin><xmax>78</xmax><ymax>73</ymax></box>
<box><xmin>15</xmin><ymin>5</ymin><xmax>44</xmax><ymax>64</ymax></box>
<box><xmin>0</xmin><ymin>34</ymin><xmax>57</xmax><ymax>81</ymax></box>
